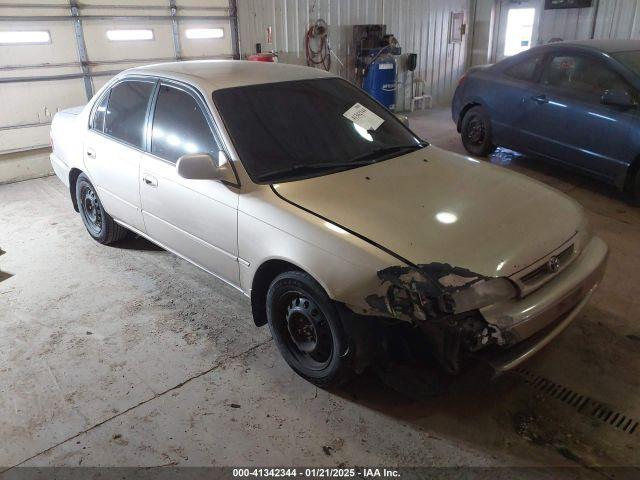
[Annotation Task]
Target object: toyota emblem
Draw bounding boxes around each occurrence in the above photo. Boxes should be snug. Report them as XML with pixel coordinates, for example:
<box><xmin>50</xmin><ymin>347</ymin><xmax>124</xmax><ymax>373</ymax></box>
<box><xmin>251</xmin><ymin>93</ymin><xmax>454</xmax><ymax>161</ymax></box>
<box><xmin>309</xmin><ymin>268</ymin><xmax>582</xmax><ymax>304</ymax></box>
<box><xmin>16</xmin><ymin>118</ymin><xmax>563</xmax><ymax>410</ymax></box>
<box><xmin>547</xmin><ymin>256</ymin><xmax>561</xmax><ymax>273</ymax></box>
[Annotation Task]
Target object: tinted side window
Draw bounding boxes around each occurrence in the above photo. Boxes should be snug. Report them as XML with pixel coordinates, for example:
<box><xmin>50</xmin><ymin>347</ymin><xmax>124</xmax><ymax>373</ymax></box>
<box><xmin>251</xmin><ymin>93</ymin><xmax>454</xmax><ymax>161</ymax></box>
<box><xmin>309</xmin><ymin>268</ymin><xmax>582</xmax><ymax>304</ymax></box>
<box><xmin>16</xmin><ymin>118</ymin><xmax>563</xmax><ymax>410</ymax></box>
<box><xmin>104</xmin><ymin>80</ymin><xmax>154</xmax><ymax>148</ymax></box>
<box><xmin>540</xmin><ymin>54</ymin><xmax>631</xmax><ymax>99</ymax></box>
<box><xmin>504</xmin><ymin>54</ymin><xmax>543</xmax><ymax>82</ymax></box>
<box><xmin>91</xmin><ymin>91</ymin><xmax>110</xmax><ymax>132</ymax></box>
<box><xmin>151</xmin><ymin>84</ymin><xmax>219</xmax><ymax>163</ymax></box>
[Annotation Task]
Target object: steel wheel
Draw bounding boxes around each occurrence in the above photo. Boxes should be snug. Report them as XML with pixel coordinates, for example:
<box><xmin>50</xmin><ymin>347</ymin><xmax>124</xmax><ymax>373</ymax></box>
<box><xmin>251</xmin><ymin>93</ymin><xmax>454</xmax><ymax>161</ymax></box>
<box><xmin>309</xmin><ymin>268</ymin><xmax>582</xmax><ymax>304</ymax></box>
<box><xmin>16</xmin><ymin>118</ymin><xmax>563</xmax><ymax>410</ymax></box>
<box><xmin>466</xmin><ymin>115</ymin><xmax>486</xmax><ymax>145</ymax></box>
<box><xmin>79</xmin><ymin>183</ymin><xmax>103</xmax><ymax>236</ymax></box>
<box><xmin>276</xmin><ymin>291</ymin><xmax>333</xmax><ymax>371</ymax></box>
<box><xmin>266</xmin><ymin>271</ymin><xmax>355</xmax><ymax>387</ymax></box>
<box><xmin>461</xmin><ymin>105</ymin><xmax>496</xmax><ymax>157</ymax></box>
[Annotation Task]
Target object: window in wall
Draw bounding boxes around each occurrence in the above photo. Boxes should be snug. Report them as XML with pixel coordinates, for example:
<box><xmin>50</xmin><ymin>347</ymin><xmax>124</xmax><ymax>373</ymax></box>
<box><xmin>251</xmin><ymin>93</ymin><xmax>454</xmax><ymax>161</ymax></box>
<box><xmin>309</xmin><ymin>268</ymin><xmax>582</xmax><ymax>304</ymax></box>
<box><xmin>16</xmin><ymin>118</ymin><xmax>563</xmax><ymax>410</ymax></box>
<box><xmin>104</xmin><ymin>80</ymin><xmax>155</xmax><ymax>148</ymax></box>
<box><xmin>0</xmin><ymin>31</ymin><xmax>50</xmax><ymax>44</ymax></box>
<box><xmin>185</xmin><ymin>28</ymin><xmax>224</xmax><ymax>39</ymax></box>
<box><xmin>151</xmin><ymin>85</ymin><xmax>219</xmax><ymax>164</ymax></box>
<box><xmin>504</xmin><ymin>8</ymin><xmax>536</xmax><ymax>57</ymax></box>
<box><xmin>106</xmin><ymin>29</ymin><xmax>154</xmax><ymax>41</ymax></box>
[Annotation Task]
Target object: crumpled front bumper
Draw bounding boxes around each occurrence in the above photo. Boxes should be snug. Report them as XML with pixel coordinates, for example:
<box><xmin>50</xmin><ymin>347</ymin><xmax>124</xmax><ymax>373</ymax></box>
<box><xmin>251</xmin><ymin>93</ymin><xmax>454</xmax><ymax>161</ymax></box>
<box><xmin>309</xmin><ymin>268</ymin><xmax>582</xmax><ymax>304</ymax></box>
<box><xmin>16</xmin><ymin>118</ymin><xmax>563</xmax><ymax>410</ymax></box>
<box><xmin>477</xmin><ymin>235</ymin><xmax>608</xmax><ymax>373</ymax></box>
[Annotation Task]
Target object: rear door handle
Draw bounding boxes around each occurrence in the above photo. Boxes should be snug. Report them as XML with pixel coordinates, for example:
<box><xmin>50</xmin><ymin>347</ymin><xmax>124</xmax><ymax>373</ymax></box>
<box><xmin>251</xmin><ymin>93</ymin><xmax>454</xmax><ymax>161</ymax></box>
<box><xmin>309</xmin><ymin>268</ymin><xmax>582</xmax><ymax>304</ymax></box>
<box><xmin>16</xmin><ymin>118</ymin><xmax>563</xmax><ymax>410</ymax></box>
<box><xmin>143</xmin><ymin>174</ymin><xmax>158</xmax><ymax>187</ymax></box>
<box><xmin>86</xmin><ymin>148</ymin><xmax>96</xmax><ymax>159</ymax></box>
<box><xmin>531</xmin><ymin>95</ymin><xmax>549</xmax><ymax>104</ymax></box>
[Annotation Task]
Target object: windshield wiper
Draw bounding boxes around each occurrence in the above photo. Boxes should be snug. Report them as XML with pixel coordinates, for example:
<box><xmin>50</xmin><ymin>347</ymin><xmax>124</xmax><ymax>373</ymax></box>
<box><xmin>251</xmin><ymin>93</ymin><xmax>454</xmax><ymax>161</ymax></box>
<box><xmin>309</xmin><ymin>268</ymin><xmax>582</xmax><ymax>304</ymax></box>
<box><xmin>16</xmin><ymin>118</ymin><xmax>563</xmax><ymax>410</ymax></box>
<box><xmin>348</xmin><ymin>143</ymin><xmax>427</xmax><ymax>164</ymax></box>
<box><xmin>256</xmin><ymin>143</ymin><xmax>427</xmax><ymax>183</ymax></box>
<box><xmin>256</xmin><ymin>160</ymin><xmax>377</xmax><ymax>182</ymax></box>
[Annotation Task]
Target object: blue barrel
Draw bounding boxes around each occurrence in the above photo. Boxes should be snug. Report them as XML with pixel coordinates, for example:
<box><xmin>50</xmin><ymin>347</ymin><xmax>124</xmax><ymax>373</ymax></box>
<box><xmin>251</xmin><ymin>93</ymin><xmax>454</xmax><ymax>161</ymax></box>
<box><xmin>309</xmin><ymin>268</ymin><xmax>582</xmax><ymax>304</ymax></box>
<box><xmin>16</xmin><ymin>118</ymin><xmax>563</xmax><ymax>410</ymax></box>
<box><xmin>362</xmin><ymin>54</ymin><xmax>397</xmax><ymax>111</ymax></box>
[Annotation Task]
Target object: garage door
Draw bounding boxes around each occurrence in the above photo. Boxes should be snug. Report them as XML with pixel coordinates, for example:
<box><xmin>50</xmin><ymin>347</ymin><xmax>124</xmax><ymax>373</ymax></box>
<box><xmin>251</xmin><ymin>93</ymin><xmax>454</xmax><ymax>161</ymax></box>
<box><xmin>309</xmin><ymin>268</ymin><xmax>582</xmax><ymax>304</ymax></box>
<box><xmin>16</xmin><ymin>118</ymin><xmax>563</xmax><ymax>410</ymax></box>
<box><xmin>0</xmin><ymin>0</ymin><xmax>238</xmax><ymax>157</ymax></box>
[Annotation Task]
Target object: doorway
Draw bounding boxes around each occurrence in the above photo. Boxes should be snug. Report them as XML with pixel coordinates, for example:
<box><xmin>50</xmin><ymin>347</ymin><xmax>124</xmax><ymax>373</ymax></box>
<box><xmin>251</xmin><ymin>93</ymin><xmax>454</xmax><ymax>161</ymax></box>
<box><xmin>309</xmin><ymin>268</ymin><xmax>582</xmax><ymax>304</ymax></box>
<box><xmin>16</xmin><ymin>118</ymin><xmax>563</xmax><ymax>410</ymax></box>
<box><xmin>495</xmin><ymin>0</ymin><xmax>541</xmax><ymax>61</ymax></box>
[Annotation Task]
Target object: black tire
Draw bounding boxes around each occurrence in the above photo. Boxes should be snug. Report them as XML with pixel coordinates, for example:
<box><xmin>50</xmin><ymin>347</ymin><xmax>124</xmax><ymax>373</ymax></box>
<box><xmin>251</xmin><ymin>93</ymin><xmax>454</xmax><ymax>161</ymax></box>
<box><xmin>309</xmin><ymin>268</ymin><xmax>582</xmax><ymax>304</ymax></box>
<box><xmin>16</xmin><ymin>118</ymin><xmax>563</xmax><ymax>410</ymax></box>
<box><xmin>460</xmin><ymin>106</ymin><xmax>497</xmax><ymax>157</ymax></box>
<box><xmin>75</xmin><ymin>173</ymin><xmax>128</xmax><ymax>244</ymax></box>
<box><xmin>266</xmin><ymin>271</ymin><xmax>355</xmax><ymax>387</ymax></box>
<box><xmin>626</xmin><ymin>167</ymin><xmax>640</xmax><ymax>206</ymax></box>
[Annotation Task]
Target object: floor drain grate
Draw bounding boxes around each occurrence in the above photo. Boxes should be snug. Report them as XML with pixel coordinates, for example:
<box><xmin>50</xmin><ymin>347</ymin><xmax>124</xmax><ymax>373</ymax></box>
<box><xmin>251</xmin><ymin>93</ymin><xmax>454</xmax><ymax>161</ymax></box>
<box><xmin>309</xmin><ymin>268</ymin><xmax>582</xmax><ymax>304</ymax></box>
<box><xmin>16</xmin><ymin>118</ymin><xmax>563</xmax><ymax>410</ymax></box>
<box><xmin>516</xmin><ymin>368</ymin><xmax>638</xmax><ymax>435</ymax></box>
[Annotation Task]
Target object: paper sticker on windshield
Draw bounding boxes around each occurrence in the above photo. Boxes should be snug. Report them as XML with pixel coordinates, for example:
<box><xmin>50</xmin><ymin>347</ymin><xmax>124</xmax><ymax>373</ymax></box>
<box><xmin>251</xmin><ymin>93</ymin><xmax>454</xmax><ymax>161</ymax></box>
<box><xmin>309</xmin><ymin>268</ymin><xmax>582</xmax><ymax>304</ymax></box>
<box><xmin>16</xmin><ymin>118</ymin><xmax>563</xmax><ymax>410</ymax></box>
<box><xmin>343</xmin><ymin>103</ymin><xmax>384</xmax><ymax>131</ymax></box>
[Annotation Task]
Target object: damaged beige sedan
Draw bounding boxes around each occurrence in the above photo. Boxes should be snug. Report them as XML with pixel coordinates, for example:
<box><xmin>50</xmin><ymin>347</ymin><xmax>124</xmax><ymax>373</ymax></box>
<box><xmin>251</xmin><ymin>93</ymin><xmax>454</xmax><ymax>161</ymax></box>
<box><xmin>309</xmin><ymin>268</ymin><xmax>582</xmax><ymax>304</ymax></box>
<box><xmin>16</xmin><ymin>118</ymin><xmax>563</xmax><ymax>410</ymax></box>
<box><xmin>50</xmin><ymin>61</ymin><xmax>608</xmax><ymax>387</ymax></box>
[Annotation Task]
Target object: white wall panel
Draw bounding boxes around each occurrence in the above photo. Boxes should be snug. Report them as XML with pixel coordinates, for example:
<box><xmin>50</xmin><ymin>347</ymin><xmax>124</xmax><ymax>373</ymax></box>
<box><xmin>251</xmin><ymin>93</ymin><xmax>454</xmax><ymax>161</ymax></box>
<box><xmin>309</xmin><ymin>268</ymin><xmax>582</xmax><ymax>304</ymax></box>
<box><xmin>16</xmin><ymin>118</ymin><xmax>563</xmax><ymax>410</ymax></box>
<box><xmin>179</xmin><ymin>20</ymin><xmax>234</xmax><ymax>57</ymax></box>
<box><xmin>83</xmin><ymin>21</ymin><xmax>175</xmax><ymax>62</ymax></box>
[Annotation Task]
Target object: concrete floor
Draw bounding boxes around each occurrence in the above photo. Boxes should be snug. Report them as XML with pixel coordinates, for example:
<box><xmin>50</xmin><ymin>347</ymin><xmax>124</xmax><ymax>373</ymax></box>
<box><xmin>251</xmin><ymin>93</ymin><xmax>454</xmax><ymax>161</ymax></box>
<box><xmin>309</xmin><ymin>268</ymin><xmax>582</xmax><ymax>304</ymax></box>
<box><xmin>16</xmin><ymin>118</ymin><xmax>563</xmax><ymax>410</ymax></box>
<box><xmin>1</xmin><ymin>107</ymin><xmax>639</xmax><ymax>476</ymax></box>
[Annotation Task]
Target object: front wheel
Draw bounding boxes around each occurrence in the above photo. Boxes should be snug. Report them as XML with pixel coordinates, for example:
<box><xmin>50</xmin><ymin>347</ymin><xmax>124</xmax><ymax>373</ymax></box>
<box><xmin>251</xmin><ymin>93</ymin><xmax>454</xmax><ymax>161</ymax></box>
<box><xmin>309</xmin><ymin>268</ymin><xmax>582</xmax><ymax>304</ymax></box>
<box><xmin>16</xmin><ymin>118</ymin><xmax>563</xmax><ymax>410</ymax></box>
<box><xmin>266</xmin><ymin>271</ymin><xmax>355</xmax><ymax>387</ymax></box>
<box><xmin>460</xmin><ymin>106</ymin><xmax>497</xmax><ymax>157</ymax></box>
<box><xmin>75</xmin><ymin>173</ymin><xmax>128</xmax><ymax>244</ymax></box>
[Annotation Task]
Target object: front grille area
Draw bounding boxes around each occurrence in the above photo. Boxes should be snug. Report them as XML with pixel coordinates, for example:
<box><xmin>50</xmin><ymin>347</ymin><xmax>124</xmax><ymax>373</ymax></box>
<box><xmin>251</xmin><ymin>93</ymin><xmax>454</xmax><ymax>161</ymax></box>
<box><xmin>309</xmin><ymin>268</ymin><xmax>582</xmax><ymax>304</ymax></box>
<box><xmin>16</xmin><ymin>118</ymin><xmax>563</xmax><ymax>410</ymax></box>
<box><xmin>520</xmin><ymin>244</ymin><xmax>575</xmax><ymax>285</ymax></box>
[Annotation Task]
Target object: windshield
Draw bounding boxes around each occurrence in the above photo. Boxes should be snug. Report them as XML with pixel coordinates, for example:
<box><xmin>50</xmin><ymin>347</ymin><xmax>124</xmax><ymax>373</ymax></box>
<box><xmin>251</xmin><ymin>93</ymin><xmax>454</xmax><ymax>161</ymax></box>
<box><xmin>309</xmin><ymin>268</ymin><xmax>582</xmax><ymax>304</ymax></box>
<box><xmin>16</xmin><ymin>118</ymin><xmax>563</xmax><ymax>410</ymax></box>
<box><xmin>612</xmin><ymin>50</ymin><xmax>640</xmax><ymax>77</ymax></box>
<box><xmin>213</xmin><ymin>78</ymin><xmax>424</xmax><ymax>183</ymax></box>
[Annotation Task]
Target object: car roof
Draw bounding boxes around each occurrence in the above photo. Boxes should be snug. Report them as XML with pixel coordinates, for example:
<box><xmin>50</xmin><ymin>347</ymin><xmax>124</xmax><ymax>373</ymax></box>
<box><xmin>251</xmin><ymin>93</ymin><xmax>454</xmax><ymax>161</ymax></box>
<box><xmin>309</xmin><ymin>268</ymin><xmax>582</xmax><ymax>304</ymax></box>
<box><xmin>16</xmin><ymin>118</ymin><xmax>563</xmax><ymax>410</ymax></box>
<box><xmin>545</xmin><ymin>39</ymin><xmax>640</xmax><ymax>54</ymax></box>
<box><xmin>124</xmin><ymin>60</ymin><xmax>336</xmax><ymax>91</ymax></box>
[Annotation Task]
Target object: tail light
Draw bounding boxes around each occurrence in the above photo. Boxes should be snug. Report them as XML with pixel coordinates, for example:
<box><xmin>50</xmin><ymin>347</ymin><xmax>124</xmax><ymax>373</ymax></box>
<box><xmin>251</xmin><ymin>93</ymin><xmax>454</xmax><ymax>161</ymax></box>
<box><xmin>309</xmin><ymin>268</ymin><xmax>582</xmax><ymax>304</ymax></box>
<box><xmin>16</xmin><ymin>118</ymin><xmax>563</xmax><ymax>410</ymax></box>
<box><xmin>457</xmin><ymin>74</ymin><xmax>468</xmax><ymax>86</ymax></box>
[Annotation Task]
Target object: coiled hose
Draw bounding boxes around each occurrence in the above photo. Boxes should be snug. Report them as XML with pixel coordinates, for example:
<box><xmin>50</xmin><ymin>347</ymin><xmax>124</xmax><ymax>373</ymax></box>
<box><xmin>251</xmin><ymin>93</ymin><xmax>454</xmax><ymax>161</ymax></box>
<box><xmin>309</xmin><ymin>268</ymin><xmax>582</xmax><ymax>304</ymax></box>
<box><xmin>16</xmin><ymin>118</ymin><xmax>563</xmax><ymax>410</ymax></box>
<box><xmin>305</xmin><ymin>19</ymin><xmax>331</xmax><ymax>71</ymax></box>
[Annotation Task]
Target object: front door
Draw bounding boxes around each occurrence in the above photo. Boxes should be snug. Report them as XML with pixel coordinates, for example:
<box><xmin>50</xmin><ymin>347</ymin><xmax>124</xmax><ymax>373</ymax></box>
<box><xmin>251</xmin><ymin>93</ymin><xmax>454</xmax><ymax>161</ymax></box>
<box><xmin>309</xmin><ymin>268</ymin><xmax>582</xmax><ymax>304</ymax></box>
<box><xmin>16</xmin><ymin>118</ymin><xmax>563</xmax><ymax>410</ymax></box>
<box><xmin>139</xmin><ymin>82</ymin><xmax>240</xmax><ymax>286</ymax></box>
<box><xmin>521</xmin><ymin>51</ymin><xmax>636</xmax><ymax>180</ymax></box>
<box><xmin>83</xmin><ymin>79</ymin><xmax>155</xmax><ymax>233</ymax></box>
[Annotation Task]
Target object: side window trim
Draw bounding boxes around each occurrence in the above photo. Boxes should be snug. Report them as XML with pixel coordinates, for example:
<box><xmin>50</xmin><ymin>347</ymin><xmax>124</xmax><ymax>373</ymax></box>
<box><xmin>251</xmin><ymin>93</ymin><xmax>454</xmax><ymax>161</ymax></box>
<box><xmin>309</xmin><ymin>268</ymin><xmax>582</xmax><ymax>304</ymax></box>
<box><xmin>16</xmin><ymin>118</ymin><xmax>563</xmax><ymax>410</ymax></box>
<box><xmin>89</xmin><ymin>89</ymin><xmax>111</xmax><ymax>132</ymax></box>
<box><xmin>146</xmin><ymin>77</ymin><xmax>241</xmax><ymax>187</ymax></box>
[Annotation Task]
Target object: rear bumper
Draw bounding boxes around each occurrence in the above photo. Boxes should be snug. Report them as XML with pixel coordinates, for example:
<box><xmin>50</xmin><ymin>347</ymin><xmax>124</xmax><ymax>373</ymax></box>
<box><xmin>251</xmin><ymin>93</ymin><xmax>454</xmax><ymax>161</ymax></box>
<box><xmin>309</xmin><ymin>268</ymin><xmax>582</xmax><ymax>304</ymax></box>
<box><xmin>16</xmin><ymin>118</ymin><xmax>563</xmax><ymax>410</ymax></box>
<box><xmin>478</xmin><ymin>235</ymin><xmax>608</xmax><ymax>373</ymax></box>
<box><xmin>50</xmin><ymin>152</ymin><xmax>70</xmax><ymax>187</ymax></box>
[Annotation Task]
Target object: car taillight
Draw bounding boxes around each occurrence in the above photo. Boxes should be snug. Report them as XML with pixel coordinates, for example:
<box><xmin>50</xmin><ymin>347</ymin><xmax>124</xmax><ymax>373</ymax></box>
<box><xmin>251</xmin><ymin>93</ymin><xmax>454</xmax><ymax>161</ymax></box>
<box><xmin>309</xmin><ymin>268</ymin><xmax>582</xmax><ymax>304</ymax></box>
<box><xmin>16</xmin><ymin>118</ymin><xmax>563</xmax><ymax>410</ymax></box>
<box><xmin>457</xmin><ymin>74</ymin><xmax>468</xmax><ymax>86</ymax></box>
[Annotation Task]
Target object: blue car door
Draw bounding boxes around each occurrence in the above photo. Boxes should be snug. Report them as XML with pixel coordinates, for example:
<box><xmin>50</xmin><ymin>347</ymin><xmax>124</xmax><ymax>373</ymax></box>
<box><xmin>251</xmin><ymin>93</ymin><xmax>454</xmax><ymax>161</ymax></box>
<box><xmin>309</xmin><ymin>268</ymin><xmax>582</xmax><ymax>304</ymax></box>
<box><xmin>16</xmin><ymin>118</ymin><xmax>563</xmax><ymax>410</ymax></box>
<box><xmin>488</xmin><ymin>52</ymin><xmax>546</xmax><ymax>151</ymax></box>
<box><xmin>519</xmin><ymin>51</ymin><xmax>637</xmax><ymax>182</ymax></box>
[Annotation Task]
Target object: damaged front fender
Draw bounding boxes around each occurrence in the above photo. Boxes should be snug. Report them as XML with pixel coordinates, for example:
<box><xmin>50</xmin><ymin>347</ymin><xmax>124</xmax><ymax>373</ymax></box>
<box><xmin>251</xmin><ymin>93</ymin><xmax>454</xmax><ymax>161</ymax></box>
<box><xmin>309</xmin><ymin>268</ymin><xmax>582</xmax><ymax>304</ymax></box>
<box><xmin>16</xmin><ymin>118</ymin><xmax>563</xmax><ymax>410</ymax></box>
<box><xmin>365</xmin><ymin>262</ymin><xmax>515</xmax><ymax>374</ymax></box>
<box><xmin>366</xmin><ymin>262</ymin><xmax>489</xmax><ymax>322</ymax></box>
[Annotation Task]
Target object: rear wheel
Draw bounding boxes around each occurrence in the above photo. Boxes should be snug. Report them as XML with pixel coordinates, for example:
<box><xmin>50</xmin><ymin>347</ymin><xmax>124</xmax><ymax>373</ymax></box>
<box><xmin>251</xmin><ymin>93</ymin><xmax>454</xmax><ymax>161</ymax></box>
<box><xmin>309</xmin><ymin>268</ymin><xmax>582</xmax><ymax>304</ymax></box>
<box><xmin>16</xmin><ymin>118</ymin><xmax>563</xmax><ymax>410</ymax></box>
<box><xmin>75</xmin><ymin>173</ymin><xmax>127</xmax><ymax>244</ymax></box>
<box><xmin>461</xmin><ymin>106</ymin><xmax>496</xmax><ymax>157</ymax></box>
<box><xmin>266</xmin><ymin>271</ymin><xmax>355</xmax><ymax>387</ymax></box>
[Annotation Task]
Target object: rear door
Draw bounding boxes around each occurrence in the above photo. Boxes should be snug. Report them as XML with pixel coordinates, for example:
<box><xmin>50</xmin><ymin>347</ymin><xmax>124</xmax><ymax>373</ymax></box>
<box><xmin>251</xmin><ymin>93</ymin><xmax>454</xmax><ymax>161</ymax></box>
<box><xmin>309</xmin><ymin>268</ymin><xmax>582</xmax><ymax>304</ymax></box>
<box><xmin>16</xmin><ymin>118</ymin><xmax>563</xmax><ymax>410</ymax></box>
<box><xmin>139</xmin><ymin>81</ymin><xmax>240</xmax><ymax>286</ymax></box>
<box><xmin>521</xmin><ymin>51</ymin><xmax>637</xmax><ymax>180</ymax></box>
<box><xmin>84</xmin><ymin>78</ymin><xmax>155</xmax><ymax>232</ymax></box>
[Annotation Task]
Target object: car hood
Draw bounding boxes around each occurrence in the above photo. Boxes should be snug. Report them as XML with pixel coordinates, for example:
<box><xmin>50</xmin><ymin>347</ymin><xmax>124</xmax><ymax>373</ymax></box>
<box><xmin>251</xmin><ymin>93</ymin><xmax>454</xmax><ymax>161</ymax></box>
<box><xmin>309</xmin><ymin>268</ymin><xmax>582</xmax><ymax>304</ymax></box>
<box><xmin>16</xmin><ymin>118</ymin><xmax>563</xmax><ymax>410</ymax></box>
<box><xmin>273</xmin><ymin>146</ymin><xmax>584</xmax><ymax>278</ymax></box>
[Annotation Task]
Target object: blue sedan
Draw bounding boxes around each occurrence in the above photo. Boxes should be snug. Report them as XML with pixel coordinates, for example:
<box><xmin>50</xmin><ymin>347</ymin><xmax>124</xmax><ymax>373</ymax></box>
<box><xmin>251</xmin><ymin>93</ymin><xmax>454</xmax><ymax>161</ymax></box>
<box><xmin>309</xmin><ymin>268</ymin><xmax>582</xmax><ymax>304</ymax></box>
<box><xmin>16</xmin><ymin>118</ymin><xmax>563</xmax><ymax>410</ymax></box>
<box><xmin>452</xmin><ymin>39</ymin><xmax>640</xmax><ymax>204</ymax></box>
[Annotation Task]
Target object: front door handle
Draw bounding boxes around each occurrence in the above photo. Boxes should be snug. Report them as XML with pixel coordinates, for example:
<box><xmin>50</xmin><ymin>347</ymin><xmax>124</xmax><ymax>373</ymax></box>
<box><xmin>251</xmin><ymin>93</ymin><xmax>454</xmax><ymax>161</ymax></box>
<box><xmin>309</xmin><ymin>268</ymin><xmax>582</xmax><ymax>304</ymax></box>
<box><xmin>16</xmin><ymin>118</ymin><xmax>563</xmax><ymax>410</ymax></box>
<box><xmin>143</xmin><ymin>174</ymin><xmax>158</xmax><ymax>187</ymax></box>
<box><xmin>531</xmin><ymin>94</ymin><xmax>549</xmax><ymax>104</ymax></box>
<box><xmin>86</xmin><ymin>148</ymin><xmax>96</xmax><ymax>159</ymax></box>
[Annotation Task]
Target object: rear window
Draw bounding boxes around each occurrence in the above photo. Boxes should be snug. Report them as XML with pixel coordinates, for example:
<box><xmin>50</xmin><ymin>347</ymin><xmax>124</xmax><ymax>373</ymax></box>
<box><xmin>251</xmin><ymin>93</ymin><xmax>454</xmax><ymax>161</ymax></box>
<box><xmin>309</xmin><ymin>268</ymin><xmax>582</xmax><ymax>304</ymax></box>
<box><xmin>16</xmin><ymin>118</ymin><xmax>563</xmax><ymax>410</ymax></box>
<box><xmin>104</xmin><ymin>80</ymin><xmax>155</xmax><ymax>149</ymax></box>
<box><xmin>612</xmin><ymin>50</ymin><xmax>640</xmax><ymax>77</ymax></box>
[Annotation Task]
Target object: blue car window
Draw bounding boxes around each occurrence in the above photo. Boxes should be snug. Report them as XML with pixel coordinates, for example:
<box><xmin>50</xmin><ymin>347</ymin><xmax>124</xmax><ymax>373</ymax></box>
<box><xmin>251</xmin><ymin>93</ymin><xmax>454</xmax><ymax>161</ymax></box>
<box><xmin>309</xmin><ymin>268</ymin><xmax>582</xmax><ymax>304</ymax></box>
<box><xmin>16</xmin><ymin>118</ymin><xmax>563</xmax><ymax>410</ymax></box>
<box><xmin>505</xmin><ymin>54</ymin><xmax>544</xmax><ymax>82</ymax></box>
<box><xmin>541</xmin><ymin>54</ymin><xmax>631</xmax><ymax>100</ymax></box>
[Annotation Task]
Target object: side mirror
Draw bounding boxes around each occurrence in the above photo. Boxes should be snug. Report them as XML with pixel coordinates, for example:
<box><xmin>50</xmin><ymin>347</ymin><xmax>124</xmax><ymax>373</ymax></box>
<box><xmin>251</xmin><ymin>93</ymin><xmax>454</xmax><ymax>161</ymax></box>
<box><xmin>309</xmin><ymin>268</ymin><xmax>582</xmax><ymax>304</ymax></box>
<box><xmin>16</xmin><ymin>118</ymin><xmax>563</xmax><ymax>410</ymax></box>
<box><xmin>395</xmin><ymin>113</ymin><xmax>410</xmax><ymax>127</ymax></box>
<box><xmin>601</xmin><ymin>89</ymin><xmax>635</xmax><ymax>108</ymax></box>
<box><xmin>176</xmin><ymin>152</ymin><xmax>229</xmax><ymax>180</ymax></box>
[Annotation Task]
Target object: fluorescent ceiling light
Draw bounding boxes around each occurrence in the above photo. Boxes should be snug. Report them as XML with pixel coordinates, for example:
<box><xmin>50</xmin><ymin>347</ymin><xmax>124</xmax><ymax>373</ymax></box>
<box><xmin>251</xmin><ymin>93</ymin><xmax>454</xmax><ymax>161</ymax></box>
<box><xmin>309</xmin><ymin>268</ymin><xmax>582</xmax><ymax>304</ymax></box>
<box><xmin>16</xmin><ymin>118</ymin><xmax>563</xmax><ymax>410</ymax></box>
<box><xmin>185</xmin><ymin>28</ymin><xmax>224</xmax><ymax>39</ymax></box>
<box><xmin>107</xmin><ymin>29</ymin><xmax>153</xmax><ymax>41</ymax></box>
<box><xmin>0</xmin><ymin>31</ymin><xmax>50</xmax><ymax>44</ymax></box>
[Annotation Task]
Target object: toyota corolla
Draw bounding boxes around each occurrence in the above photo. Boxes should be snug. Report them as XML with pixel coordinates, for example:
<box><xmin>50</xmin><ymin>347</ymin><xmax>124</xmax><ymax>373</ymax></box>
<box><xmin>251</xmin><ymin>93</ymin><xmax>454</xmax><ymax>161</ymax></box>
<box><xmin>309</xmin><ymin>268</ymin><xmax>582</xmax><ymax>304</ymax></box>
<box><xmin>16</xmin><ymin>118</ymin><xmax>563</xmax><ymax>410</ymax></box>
<box><xmin>50</xmin><ymin>61</ymin><xmax>608</xmax><ymax>386</ymax></box>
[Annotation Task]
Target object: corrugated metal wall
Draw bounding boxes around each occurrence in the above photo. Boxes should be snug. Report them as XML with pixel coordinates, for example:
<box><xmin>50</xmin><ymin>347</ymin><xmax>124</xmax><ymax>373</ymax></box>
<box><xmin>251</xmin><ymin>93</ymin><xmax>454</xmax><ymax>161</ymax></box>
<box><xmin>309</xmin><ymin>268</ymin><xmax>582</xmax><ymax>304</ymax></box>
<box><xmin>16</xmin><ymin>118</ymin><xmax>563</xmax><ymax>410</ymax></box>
<box><xmin>237</xmin><ymin>0</ymin><xmax>472</xmax><ymax>109</ymax></box>
<box><xmin>537</xmin><ymin>0</ymin><xmax>640</xmax><ymax>44</ymax></box>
